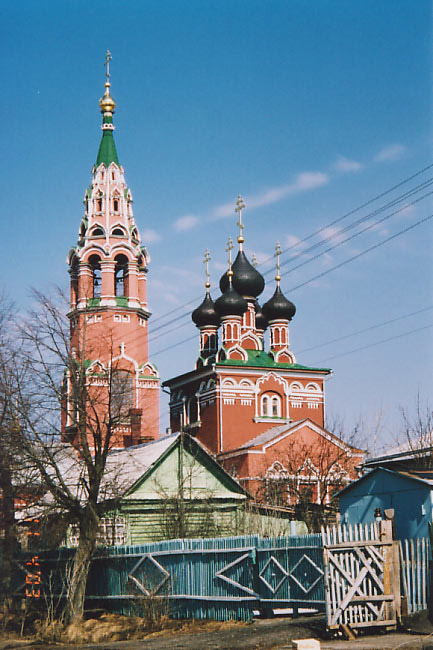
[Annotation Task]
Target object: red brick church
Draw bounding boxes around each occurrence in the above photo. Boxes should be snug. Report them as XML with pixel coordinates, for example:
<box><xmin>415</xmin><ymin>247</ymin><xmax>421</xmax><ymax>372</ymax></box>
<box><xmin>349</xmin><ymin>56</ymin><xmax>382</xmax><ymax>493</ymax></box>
<box><xmin>163</xmin><ymin>199</ymin><xmax>364</xmax><ymax>506</ymax></box>
<box><xmin>63</xmin><ymin>54</ymin><xmax>363</xmax><ymax>508</ymax></box>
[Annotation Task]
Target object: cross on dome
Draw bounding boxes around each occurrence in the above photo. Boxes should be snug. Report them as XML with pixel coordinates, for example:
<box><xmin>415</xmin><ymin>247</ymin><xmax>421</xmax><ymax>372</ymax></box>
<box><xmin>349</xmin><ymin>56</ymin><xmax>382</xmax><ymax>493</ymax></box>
<box><xmin>275</xmin><ymin>241</ymin><xmax>281</xmax><ymax>285</ymax></box>
<box><xmin>226</xmin><ymin>236</ymin><xmax>234</xmax><ymax>280</ymax></box>
<box><xmin>99</xmin><ymin>50</ymin><xmax>116</xmax><ymax>116</ymax></box>
<box><xmin>235</xmin><ymin>195</ymin><xmax>246</xmax><ymax>249</ymax></box>
<box><xmin>104</xmin><ymin>50</ymin><xmax>112</xmax><ymax>81</ymax></box>
<box><xmin>203</xmin><ymin>249</ymin><xmax>211</xmax><ymax>290</ymax></box>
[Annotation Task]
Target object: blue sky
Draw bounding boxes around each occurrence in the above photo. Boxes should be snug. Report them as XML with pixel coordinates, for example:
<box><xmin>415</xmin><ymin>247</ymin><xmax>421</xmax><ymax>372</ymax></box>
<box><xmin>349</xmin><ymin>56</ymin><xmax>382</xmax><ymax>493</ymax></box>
<box><xmin>1</xmin><ymin>0</ymin><xmax>432</xmax><ymax>451</ymax></box>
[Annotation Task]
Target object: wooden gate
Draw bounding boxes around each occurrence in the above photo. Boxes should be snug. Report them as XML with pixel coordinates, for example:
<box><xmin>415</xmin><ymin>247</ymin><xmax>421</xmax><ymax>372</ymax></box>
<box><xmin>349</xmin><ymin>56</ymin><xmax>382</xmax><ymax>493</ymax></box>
<box><xmin>322</xmin><ymin>522</ymin><xmax>400</xmax><ymax>630</ymax></box>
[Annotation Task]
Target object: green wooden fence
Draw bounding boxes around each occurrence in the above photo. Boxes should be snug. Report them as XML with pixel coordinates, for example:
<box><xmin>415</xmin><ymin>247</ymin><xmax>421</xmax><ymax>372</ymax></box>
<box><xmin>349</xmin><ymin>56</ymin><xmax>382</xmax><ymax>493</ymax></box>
<box><xmin>11</xmin><ymin>534</ymin><xmax>325</xmax><ymax>621</ymax></box>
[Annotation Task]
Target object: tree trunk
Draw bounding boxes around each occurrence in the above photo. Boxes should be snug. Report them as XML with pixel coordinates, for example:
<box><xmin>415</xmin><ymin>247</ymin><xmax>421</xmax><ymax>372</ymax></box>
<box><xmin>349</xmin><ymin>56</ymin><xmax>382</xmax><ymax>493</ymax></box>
<box><xmin>63</xmin><ymin>507</ymin><xmax>99</xmax><ymax>624</ymax></box>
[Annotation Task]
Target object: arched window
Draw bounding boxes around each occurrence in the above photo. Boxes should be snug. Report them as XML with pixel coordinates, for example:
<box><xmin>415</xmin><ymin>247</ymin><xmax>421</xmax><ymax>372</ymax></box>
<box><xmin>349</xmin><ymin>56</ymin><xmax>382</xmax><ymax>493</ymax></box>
<box><xmin>260</xmin><ymin>393</ymin><xmax>282</xmax><ymax>418</ymax></box>
<box><xmin>112</xmin><ymin>227</ymin><xmax>125</xmax><ymax>236</ymax></box>
<box><xmin>96</xmin><ymin>192</ymin><xmax>103</xmax><ymax>212</ymax></box>
<box><xmin>70</xmin><ymin>257</ymin><xmax>79</xmax><ymax>304</ymax></box>
<box><xmin>110</xmin><ymin>369</ymin><xmax>133</xmax><ymax>420</ymax></box>
<box><xmin>89</xmin><ymin>255</ymin><xmax>101</xmax><ymax>298</ymax></box>
<box><xmin>114</xmin><ymin>254</ymin><xmax>128</xmax><ymax>297</ymax></box>
<box><xmin>91</xmin><ymin>227</ymin><xmax>104</xmax><ymax>237</ymax></box>
<box><xmin>113</xmin><ymin>198</ymin><xmax>119</xmax><ymax>212</ymax></box>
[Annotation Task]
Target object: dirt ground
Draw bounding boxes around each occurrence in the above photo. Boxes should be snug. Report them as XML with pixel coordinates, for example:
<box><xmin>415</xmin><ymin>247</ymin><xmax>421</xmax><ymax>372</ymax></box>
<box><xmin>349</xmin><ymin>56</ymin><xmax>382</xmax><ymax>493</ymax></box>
<box><xmin>2</xmin><ymin>614</ymin><xmax>433</xmax><ymax>650</ymax></box>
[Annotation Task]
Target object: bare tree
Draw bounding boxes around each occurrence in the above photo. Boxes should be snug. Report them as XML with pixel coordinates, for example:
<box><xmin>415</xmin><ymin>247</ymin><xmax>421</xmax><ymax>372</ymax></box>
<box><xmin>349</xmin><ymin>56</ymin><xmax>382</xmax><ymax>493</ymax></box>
<box><xmin>256</xmin><ymin>422</ymin><xmax>364</xmax><ymax>531</ymax></box>
<box><xmin>399</xmin><ymin>395</ymin><xmax>433</xmax><ymax>468</ymax></box>
<box><xmin>5</xmin><ymin>289</ymin><xmax>135</xmax><ymax>623</ymax></box>
<box><xmin>0</xmin><ymin>294</ymin><xmax>20</xmax><ymax>608</ymax></box>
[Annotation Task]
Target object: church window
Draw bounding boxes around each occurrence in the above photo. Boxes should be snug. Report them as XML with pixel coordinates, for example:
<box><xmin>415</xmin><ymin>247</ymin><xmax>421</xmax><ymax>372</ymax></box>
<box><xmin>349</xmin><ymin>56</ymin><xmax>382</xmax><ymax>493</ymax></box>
<box><xmin>91</xmin><ymin>227</ymin><xmax>104</xmax><ymax>237</ymax></box>
<box><xmin>265</xmin><ymin>478</ymin><xmax>288</xmax><ymax>506</ymax></box>
<box><xmin>114</xmin><ymin>255</ymin><xmax>128</xmax><ymax>297</ymax></box>
<box><xmin>110</xmin><ymin>369</ymin><xmax>133</xmax><ymax>420</ymax></box>
<box><xmin>260</xmin><ymin>393</ymin><xmax>282</xmax><ymax>418</ymax></box>
<box><xmin>112</xmin><ymin>227</ymin><xmax>124</xmax><ymax>236</ymax></box>
<box><xmin>113</xmin><ymin>199</ymin><xmax>119</xmax><ymax>212</ymax></box>
<box><xmin>89</xmin><ymin>255</ymin><xmax>101</xmax><ymax>298</ymax></box>
<box><xmin>112</xmin><ymin>172</ymin><xmax>115</xmax><ymax>181</ymax></box>
<box><xmin>96</xmin><ymin>192</ymin><xmax>103</xmax><ymax>212</ymax></box>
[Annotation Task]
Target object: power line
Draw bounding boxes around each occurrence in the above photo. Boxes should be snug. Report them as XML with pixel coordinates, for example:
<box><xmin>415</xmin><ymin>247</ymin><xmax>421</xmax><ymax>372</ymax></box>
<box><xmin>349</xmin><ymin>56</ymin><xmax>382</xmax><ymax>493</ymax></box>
<box><xmin>148</xmin><ymin>319</ymin><xmax>190</xmax><ymax>344</ymax></box>
<box><xmin>284</xmin><ymin>212</ymin><xmax>433</xmax><ymax>294</ymax></box>
<box><xmin>314</xmin><ymin>323</ymin><xmax>433</xmax><ymax>364</ymax></box>
<box><xmin>265</xmin><ymin>178</ymin><xmax>433</xmax><ymax>277</ymax></box>
<box><xmin>260</xmin><ymin>162</ymin><xmax>433</xmax><ymax>268</ymax></box>
<box><xmin>122</xmin><ymin>213</ymin><xmax>433</xmax><ymax>355</ymax></box>
<box><xmin>147</xmin><ymin>163</ymin><xmax>433</xmax><ymax>333</ymax></box>
<box><xmin>279</xmin><ymin>188</ymin><xmax>433</xmax><ymax>280</ymax></box>
<box><xmin>153</xmin><ymin>334</ymin><xmax>197</xmax><ymax>358</ymax></box>
<box><xmin>148</xmin><ymin>197</ymin><xmax>433</xmax><ymax>340</ymax></box>
<box><xmin>298</xmin><ymin>306</ymin><xmax>433</xmax><ymax>354</ymax></box>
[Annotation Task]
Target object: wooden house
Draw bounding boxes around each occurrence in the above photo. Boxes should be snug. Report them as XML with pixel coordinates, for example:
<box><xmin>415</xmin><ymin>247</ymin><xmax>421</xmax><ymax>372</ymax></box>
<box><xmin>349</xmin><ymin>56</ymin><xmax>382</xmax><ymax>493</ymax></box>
<box><xmin>66</xmin><ymin>432</ymin><xmax>249</xmax><ymax>545</ymax></box>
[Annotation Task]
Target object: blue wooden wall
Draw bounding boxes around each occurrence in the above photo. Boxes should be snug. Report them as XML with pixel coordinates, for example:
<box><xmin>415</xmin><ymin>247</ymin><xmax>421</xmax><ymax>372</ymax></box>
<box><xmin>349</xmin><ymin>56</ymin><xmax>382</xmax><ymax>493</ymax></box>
<box><xmin>339</xmin><ymin>468</ymin><xmax>432</xmax><ymax>539</ymax></box>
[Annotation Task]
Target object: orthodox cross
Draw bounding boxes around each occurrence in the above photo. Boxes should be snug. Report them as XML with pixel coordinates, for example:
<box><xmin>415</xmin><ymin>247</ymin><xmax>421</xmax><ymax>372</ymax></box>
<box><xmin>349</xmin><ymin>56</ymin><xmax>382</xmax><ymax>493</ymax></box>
<box><xmin>235</xmin><ymin>194</ymin><xmax>246</xmax><ymax>249</ymax></box>
<box><xmin>275</xmin><ymin>241</ymin><xmax>281</xmax><ymax>285</ymax></box>
<box><xmin>226</xmin><ymin>236</ymin><xmax>234</xmax><ymax>274</ymax></box>
<box><xmin>203</xmin><ymin>249</ymin><xmax>211</xmax><ymax>289</ymax></box>
<box><xmin>104</xmin><ymin>50</ymin><xmax>112</xmax><ymax>82</ymax></box>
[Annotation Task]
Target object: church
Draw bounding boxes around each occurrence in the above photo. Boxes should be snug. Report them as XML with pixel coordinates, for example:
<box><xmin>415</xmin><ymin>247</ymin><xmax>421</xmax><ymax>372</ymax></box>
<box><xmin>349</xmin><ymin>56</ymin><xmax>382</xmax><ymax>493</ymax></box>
<box><xmin>162</xmin><ymin>205</ymin><xmax>364</xmax><ymax>506</ymax></box>
<box><xmin>63</xmin><ymin>54</ymin><xmax>363</xmax><ymax>513</ymax></box>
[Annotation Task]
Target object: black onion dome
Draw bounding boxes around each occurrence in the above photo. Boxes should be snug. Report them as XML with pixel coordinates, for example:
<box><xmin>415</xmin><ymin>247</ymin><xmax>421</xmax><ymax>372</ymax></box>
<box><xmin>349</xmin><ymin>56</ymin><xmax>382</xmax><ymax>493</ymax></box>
<box><xmin>262</xmin><ymin>285</ymin><xmax>296</xmax><ymax>322</ymax></box>
<box><xmin>214</xmin><ymin>284</ymin><xmax>248</xmax><ymax>317</ymax></box>
<box><xmin>254</xmin><ymin>301</ymin><xmax>268</xmax><ymax>331</ymax></box>
<box><xmin>191</xmin><ymin>292</ymin><xmax>220</xmax><ymax>327</ymax></box>
<box><xmin>219</xmin><ymin>251</ymin><xmax>265</xmax><ymax>298</ymax></box>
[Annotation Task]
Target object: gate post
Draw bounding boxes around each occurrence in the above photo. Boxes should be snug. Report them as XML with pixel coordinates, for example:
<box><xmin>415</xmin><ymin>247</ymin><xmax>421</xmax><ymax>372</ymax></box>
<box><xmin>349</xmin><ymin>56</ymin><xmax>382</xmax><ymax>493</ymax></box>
<box><xmin>380</xmin><ymin>518</ymin><xmax>401</xmax><ymax>624</ymax></box>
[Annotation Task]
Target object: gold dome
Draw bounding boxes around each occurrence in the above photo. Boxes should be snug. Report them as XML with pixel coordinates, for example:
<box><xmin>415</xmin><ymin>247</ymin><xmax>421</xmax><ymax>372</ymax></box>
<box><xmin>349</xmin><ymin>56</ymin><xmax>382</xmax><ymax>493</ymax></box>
<box><xmin>99</xmin><ymin>88</ymin><xmax>116</xmax><ymax>114</ymax></box>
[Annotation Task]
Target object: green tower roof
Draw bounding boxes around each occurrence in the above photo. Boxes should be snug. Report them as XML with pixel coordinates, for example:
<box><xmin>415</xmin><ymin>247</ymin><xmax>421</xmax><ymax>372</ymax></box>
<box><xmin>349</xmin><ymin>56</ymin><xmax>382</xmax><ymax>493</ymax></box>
<box><xmin>96</xmin><ymin>115</ymin><xmax>119</xmax><ymax>167</ymax></box>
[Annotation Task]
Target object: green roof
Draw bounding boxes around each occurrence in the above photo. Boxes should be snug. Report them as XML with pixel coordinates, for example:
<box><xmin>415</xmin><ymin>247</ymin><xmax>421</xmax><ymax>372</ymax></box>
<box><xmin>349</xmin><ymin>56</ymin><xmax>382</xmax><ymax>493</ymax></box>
<box><xmin>217</xmin><ymin>349</ymin><xmax>331</xmax><ymax>373</ymax></box>
<box><xmin>95</xmin><ymin>116</ymin><xmax>119</xmax><ymax>167</ymax></box>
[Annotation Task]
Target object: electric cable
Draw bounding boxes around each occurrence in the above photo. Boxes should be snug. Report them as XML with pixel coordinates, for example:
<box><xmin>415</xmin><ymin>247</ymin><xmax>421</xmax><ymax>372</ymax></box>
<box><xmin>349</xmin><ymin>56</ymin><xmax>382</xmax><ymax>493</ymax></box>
<box><xmin>298</xmin><ymin>306</ymin><xmax>433</xmax><ymax>354</ymax></box>
<box><xmin>314</xmin><ymin>323</ymin><xmax>433</xmax><ymax>364</ymax></box>
<box><xmin>279</xmin><ymin>189</ymin><xmax>433</xmax><ymax>280</ymax></box>
<box><xmin>147</xmin><ymin>165</ymin><xmax>433</xmax><ymax>334</ymax></box>
<box><xmin>283</xmin><ymin>212</ymin><xmax>433</xmax><ymax>294</ymax></box>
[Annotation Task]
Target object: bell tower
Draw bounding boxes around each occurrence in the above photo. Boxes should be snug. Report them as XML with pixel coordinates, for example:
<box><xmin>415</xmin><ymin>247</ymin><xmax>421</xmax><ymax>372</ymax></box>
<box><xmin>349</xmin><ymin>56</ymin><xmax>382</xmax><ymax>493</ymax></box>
<box><xmin>64</xmin><ymin>52</ymin><xmax>159</xmax><ymax>449</ymax></box>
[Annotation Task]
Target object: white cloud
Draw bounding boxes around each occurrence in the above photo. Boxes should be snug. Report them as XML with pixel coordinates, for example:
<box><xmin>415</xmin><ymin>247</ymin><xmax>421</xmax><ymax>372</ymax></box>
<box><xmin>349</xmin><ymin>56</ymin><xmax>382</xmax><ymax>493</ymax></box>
<box><xmin>374</xmin><ymin>144</ymin><xmax>406</xmax><ymax>162</ymax></box>
<box><xmin>212</xmin><ymin>260</ymin><xmax>229</xmax><ymax>272</ymax></box>
<box><xmin>286</xmin><ymin>234</ymin><xmax>305</xmax><ymax>250</ymax></box>
<box><xmin>334</xmin><ymin>156</ymin><xmax>363</xmax><ymax>173</ymax></box>
<box><xmin>319</xmin><ymin>226</ymin><xmax>346</xmax><ymax>245</ymax></box>
<box><xmin>174</xmin><ymin>215</ymin><xmax>199</xmax><ymax>232</ymax></box>
<box><xmin>211</xmin><ymin>171</ymin><xmax>329</xmax><ymax>218</ymax></box>
<box><xmin>141</xmin><ymin>228</ymin><xmax>161</xmax><ymax>243</ymax></box>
